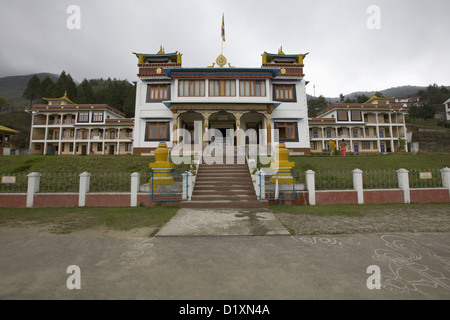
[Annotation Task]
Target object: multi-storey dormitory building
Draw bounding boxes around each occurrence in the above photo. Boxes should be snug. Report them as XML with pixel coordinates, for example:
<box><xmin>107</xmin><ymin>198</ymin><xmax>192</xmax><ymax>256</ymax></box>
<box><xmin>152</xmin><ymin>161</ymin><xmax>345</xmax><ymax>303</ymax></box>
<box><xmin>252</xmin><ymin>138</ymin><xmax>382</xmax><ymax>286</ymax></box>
<box><xmin>131</xmin><ymin>47</ymin><xmax>312</xmax><ymax>155</ymax></box>
<box><xmin>29</xmin><ymin>92</ymin><xmax>134</xmax><ymax>155</ymax></box>
<box><xmin>309</xmin><ymin>95</ymin><xmax>408</xmax><ymax>154</ymax></box>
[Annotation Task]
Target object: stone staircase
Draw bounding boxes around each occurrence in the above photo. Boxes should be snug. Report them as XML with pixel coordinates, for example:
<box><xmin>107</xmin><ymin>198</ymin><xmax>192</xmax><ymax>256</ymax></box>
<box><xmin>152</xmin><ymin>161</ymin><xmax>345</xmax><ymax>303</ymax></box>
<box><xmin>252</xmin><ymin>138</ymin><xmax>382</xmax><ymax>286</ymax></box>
<box><xmin>180</xmin><ymin>158</ymin><xmax>268</xmax><ymax>209</ymax></box>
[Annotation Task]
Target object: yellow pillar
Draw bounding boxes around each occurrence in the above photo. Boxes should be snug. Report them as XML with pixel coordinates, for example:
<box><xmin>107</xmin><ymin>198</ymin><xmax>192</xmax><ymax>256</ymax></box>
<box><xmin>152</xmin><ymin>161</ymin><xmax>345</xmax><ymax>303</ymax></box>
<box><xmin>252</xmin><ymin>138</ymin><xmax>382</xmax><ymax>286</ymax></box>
<box><xmin>149</xmin><ymin>142</ymin><xmax>175</xmax><ymax>186</ymax></box>
<box><xmin>270</xmin><ymin>143</ymin><xmax>295</xmax><ymax>184</ymax></box>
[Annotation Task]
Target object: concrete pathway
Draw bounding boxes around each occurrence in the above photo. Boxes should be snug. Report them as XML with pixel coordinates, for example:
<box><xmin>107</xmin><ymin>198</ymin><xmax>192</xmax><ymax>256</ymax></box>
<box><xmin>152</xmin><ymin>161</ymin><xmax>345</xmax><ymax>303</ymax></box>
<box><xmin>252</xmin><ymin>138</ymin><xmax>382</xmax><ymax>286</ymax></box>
<box><xmin>1</xmin><ymin>232</ymin><xmax>449</xmax><ymax>300</ymax></box>
<box><xmin>156</xmin><ymin>208</ymin><xmax>290</xmax><ymax>236</ymax></box>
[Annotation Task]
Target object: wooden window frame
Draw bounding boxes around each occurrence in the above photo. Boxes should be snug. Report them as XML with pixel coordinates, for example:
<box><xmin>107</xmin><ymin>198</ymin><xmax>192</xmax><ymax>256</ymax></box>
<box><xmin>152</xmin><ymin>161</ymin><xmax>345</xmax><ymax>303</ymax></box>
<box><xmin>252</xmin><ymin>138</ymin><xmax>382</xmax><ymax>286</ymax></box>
<box><xmin>209</xmin><ymin>79</ymin><xmax>236</xmax><ymax>97</ymax></box>
<box><xmin>274</xmin><ymin>122</ymin><xmax>298</xmax><ymax>142</ymax></box>
<box><xmin>178</xmin><ymin>80</ymin><xmax>205</xmax><ymax>97</ymax></box>
<box><xmin>337</xmin><ymin>111</ymin><xmax>349</xmax><ymax>121</ymax></box>
<box><xmin>92</xmin><ymin>112</ymin><xmax>104</xmax><ymax>123</ymax></box>
<box><xmin>145</xmin><ymin>121</ymin><xmax>170</xmax><ymax>142</ymax></box>
<box><xmin>351</xmin><ymin>111</ymin><xmax>362</xmax><ymax>121</ymax></box>
<box><xmin>78</xmin><ymin>112</ymin><xmax>89</xmax><ymax>123</ymax></box>
<box><xmin>239</xmin><ymin>80</ymin><xmax>266</xmax><ymax>97</ymax></box>
<box><xmin>362</xmin><ymin>141</ymin><xmax>371</xmax><ymax>150</ymax></box>
<box><xmin>273</xmin><ymin>84</ymin><xmax>296</xmax><ymax>102</ymax></box>
<box><xmin>147</xmin><ymin>84</ymin><xmax>170</xmax><ymax>102</ymax></box>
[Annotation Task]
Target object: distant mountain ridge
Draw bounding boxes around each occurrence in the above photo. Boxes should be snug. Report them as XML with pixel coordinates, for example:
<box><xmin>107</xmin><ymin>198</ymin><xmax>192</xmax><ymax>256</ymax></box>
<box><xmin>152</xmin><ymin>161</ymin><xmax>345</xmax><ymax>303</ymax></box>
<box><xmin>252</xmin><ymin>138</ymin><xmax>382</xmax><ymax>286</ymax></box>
<box><xmin>1</xmin><ymin>72</ymin><xmax>448</xmax><ymax>106</ymax></box>
<box><xmin>0</xmin><ymin>73</ymin><xmax>60</xmax><ymax>105</ymax></box>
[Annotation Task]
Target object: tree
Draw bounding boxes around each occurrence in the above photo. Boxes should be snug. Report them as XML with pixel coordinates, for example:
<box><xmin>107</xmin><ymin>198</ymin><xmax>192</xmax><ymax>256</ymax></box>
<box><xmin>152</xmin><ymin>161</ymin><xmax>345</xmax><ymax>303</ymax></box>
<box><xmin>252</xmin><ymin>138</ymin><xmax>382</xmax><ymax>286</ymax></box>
<box><xmin>51</xmin><ymin>71</ymin><xmax>69</xmax><ymax>98</ymax></box>
<box><xmin>0</xmin><ymin>97</ymin><xmax>10</xmax><ymax>113</ymax></box>
<box><xmin>40</xmin><ymin>76</ymin><xmax>54</xmax><ymax>102</ymax></box>
<box><xmin>22</xmin><ymin>75</ymin><xmax>41</xmax><ymax>107</ymax></box>
<box><xmin>51</xmin><ymin>71</ymin><xmax>77</xmax><ymax>101</ymax></box>
<box><xmin>76</xmin><ymin>79</ymin><xmax>95</xmax><ymax>103</ymax></box>
<box><xmin>339</xmin><ymin>93</ymin><xmax>345</xmax><ymax>102</ymax></box>
<box><xmin>308</xmin><ymin>95</ymin><xmax>329</xmax><ymax>117</ymax></box>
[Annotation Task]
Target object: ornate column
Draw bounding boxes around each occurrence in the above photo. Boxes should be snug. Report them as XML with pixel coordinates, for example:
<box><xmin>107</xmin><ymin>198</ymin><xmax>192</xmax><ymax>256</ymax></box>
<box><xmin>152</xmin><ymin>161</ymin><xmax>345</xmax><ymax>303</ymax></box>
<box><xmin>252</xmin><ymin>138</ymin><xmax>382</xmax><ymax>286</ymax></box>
<box><xmin>265</xmin><ymin>114</ymin><xmax>272</xmax><ymax>146</ymax></box>
<box><xmin>201</xmin><ymin>111</ymin><xmax>211</xmax><ymax>143</ymax></box>
<box><xmin>172</xmin><ymin>113</ymin><xmax>180</xmax><ymax>145</ymax></box>
<box><xmin>234</xmin><ymin>112</ymin><xmax>243</xmax><ymax>147</ymax></box>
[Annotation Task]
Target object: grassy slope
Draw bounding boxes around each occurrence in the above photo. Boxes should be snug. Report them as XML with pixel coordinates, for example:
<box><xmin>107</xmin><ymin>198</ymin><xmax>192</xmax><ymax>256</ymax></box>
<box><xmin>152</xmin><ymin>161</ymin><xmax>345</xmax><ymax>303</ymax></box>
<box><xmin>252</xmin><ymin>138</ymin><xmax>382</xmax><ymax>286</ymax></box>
<box><xmin>0</xmin><ymin>154</ymin><xmax>449</xmax><ymax>174</ymax></box>
<box><xmin>0</xmin><ymin>155</ymin><xmax>190</xmax><ymax>174</ymax></box>
<box><xmin>289</xmin><ymin>153</ymin><xmax>450</xmax><ymax>172</ymax></box>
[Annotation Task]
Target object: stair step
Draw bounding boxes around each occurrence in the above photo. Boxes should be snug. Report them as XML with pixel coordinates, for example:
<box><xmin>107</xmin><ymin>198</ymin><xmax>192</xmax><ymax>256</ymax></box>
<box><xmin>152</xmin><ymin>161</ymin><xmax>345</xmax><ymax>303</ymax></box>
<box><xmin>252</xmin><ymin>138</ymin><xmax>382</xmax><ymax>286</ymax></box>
<box><xmin>180</xmin><ymin>200</ymin><xmax>269</xmax><ymax>209</ymax></box>
<box><xmin>193</xmin><ymin>189</ymin><xmax>255</xmax><ymax>196</ymax></box>
<box><xmin>191</xmin><ymin>195</ymin><xmax>257</xmax><ymax>201</ymax></box>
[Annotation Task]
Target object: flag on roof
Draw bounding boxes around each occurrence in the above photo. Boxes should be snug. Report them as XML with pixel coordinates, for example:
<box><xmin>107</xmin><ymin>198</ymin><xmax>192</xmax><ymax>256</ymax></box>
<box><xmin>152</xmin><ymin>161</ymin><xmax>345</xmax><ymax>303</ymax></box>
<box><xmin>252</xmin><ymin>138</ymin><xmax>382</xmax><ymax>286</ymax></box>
<box><xmin>221</xmin><ymin>14</ymin><xmax>225</xmax><ymax>42</ymax></box>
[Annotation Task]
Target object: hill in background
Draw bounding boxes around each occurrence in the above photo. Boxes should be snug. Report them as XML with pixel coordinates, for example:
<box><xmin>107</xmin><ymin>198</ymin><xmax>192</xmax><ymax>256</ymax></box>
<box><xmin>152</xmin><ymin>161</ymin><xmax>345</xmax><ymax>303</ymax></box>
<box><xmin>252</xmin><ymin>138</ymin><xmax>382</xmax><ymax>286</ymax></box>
<box><xmin>0</xmin><ymin>73</ymin><xmax>60</xmax><ymax>105</ymax></box>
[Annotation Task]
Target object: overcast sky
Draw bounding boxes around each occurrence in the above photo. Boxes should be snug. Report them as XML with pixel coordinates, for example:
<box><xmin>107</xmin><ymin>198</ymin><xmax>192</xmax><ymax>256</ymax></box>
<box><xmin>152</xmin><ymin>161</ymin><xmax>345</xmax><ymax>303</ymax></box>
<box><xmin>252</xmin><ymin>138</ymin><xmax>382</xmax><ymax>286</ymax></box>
<box><xmin>1</xmin><ymin>0</ymin><xmax>449</xmax><ymax>97</ymax></box>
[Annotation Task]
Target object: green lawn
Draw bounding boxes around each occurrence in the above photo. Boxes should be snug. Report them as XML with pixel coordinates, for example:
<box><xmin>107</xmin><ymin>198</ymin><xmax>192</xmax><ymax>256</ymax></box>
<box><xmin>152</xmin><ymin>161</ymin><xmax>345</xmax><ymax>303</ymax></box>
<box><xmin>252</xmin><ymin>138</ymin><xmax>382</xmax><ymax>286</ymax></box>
<box><xmin>0</xmin><ymin>155</ymin><xmax>190</xmax><ymax>174</ymax></box>
<box><xmin>0</xmin><ymin>206</ymin><xmax>180</xmax><ymax>236</ymax></box>
<box><xmin>289</xmin><ymin>153</ymin><xmax>450</xmax><ymax>172</ymax></box>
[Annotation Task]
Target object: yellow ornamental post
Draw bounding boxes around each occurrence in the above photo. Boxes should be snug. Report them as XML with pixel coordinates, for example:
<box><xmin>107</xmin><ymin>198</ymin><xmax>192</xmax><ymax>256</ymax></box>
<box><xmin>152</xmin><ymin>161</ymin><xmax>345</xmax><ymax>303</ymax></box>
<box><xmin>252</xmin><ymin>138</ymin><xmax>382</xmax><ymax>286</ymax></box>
<box><xmin>149</xmin><ymin>142</ymin><xmax>175</xmax><ymax>186</ymax></box>
<box><xmin>270</xmin><ymin>143</ymin><xmax>295</xmax><ymax>184</ymax></box>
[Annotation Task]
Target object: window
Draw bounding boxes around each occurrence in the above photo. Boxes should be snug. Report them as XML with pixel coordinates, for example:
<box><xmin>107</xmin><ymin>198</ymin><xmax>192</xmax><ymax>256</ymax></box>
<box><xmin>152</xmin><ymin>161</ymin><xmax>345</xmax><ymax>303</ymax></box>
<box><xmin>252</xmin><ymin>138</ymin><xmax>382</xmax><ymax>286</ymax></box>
<box><xmin>125</xmin><ymin>143</ymin><xmax>132</xmax><ymax>152</ymax></box>
<box><xmin>148</xmin><ymin>84</ymin><xmax>169</xmax><ymax>101</ymax></box>
<box><xmin>145</xmin><ymin>122</ymin><xmax>170</xmax><ymax>141</ymax></box>
<box><xmin>373</xmin><ymin>141</ymin><xmax>378</xmax><ymax>149</ymax></box>
<box><xmin>326</xmin><ymin>130</ymin><xmax>332</xmax><ymax>138</ymax></box>
<box><xmin>34</xmin><ymin>144</ymin><xmax>41</xmax><ymax>150</ymax></box>
<box><xmin>351</xmin><ymin>111</ymin><xmax>362</xmax><ymax>121</ymax></box>
<box><xmin>97</xmin><ymin>143</ymin><xmax>102</xmax><ymax>152</ymax></box>
<box><xmin>313</xmin><ymin>130</ymin><xmax>318</xmax><ymax>138</ymax></box>
<box><xmin>178</xmin><ymin>80</ymin><xmax>205</xmax><ymax>97</ymax></box>
<box><xmin>362</xmin><ymin>141</ymin><xmax>371</xmax><ymax>150</ymax></box>
<box><xmin>310</xmin><ymin>141</ymin><xmax>317</xmax><ymax>150</ymax></box>
<box><xmin>379</xmin><ymin>129</ymin><xmax>384</xmax><ymax>138</ymax></box>
<box><xmin>209</xmin><ymin>80</ymin><xmax>236</xmax><ymax>97</ymax></box>
<box><xmin>92</xmin><ymin>112</ymin><xmax>103</xmax><ymax>123</ymax></box>
<box><xmin>337</xmin><ymin>111</ymin><xmax>349</xmax><ymax>121</ymax></box>
<box><xmin>78</xmin><ymin>112</ymin><xmax>89</xmax><ymax>123</ymax></box>
<box><xmin>126</xmin><ymin>129</ymin><xmax>133</xmax><ymax>137</ymax></box>
<box><xmin>110</xmin><ymin>131</ymin><xmax>116</xmax><ymax>139</ymax></box>
<box><xmin>353</xmin><ymin>130</ymin><xmax>358</xmax><ymax>138</ymax></box>
<box><xmin>239</xmin><ymin>80</ymin><xmax>266</xmax><ymax>97</ymax></box>
<box><xmin>70</xmin><ymin>129</ymin><xmax>75</xmax><ymax>138</ymax></box>
<box><xmin>275</xmin><ymin>122</ymin><xmax>297</xmax><ymax>141</ymax></box>
<box><xmin>274</xmin><ymin>84</ymin><xmax>296</xmax><ymax>101</ymax></box>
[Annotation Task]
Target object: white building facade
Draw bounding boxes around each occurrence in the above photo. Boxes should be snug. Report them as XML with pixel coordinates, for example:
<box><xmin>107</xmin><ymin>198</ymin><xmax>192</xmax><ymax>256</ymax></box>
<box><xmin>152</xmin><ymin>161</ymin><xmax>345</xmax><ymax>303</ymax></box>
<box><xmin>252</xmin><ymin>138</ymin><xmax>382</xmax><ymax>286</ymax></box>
<box><xmin>30</xmin><ymin>94</ymin><xmax>134</xmax><ymax>156</ymax></box>
<box><xmin>132</xmin><ymin>48</ymin><xmax>311</xmax><ymax>155</ymax></box>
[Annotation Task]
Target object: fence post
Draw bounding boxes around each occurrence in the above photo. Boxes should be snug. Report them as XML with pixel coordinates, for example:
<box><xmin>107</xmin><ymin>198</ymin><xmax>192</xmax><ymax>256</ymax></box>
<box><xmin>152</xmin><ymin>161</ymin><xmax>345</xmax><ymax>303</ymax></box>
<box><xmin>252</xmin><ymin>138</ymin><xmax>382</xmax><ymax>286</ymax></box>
<box><xmin>305</xmin><ymin>170</ymin><xmax>316</xmax><ymax>206</ymax></box>
<box><xmin>260</xmin><ymin>171</ymin><xmax>266</xmax><ymax>200</ymax></box>
<box><xmin>441</xmin><ymin>167</ymin><xmax>450</xmax><ymax>195</ymax></box>
<box><xmin>182</xmin><ymin>172</ymin><xmax>193</xmax><ymax>200</ymax></box>
<box><xmin>130</xmin><ymin>172</ymin><xmax>140</xmax><ymax>207</ymax></box>
<box><xmin>352</xmin><ymin>168</ymin><xmax>364</xmax><ymax>204</ymax></box>
<box><xmin>26</xmin><ymin>172</ymin><xmax>41</xmax><ymax>208</ymax></box>
<box><xmin>397</xmin><ymin>168</ymin><xmax>410</xmax><ymax>204</ymax></box>
<box><xmin>79</xmin><ymin>172</ymin><xmax>91</xmax><ymax>207</ymax></box>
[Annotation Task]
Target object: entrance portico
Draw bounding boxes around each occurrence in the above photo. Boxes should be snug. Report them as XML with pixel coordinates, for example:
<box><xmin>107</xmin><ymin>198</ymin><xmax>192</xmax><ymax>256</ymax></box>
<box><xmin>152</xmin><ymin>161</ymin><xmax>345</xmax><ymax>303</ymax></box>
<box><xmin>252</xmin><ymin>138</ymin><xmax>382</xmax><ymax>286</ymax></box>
<box><xmin>174</xmin><ymin>106</ymin><xmax>273</xmax><ymax>148</ymax></box>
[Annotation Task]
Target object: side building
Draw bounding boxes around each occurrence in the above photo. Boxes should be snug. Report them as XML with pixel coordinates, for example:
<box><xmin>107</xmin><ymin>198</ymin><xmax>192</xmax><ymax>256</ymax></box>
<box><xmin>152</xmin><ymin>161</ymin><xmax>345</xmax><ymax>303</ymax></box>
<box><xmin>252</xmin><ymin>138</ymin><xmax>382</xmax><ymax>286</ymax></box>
<box><xmin>132</xmin><ymin>47</ymin><xmax>311</xmax><ymax>155</ymax></box>
<box><xmin>309</xmin><ymin>95</ymin><xmax>408</xmax><ymax>154</ymax></box>
<box><xmin>30</xmin><ymin>93</ymin><xmax>134</xmax><ymax>155</ymax></box>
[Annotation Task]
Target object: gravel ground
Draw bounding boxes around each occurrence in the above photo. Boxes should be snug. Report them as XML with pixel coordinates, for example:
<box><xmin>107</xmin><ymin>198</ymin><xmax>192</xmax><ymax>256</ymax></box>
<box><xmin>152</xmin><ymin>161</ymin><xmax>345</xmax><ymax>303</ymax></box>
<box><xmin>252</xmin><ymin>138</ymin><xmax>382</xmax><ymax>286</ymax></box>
<box><xmin>273</xmin><ymin>205</ymin><xmax>450</xmax><ymax>235</ymax></box>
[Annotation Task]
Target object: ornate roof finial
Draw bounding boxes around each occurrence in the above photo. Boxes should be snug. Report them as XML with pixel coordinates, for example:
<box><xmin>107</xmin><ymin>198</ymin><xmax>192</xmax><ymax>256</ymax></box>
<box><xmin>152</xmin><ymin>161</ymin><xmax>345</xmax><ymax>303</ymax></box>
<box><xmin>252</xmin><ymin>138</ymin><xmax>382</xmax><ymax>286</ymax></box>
<box><xmin>157</xmin><ymin>46</ymin><xmax>165</xmax><ymax>54</ymax></box>
<box><xmin>278</xmin><ymin>46</ymin><xmax>285</xmax><ymax>55</ymax></box>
